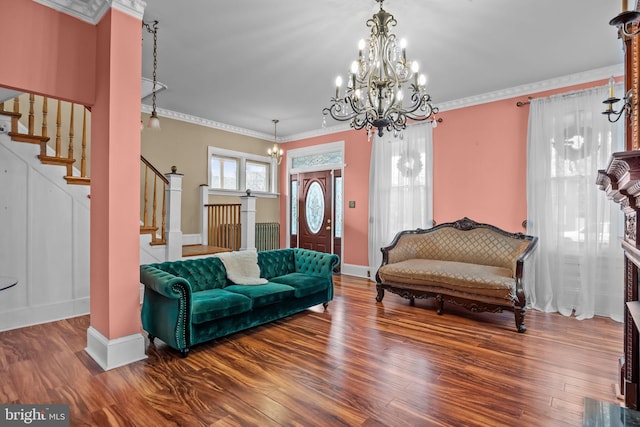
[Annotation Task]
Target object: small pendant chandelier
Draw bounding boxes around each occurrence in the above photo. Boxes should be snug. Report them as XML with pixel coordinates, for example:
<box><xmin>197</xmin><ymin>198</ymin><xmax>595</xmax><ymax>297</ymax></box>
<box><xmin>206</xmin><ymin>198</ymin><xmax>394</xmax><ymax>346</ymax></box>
<box><xmin>267</xmin><ymin>119</ymin><xmax>284</xmax><ymax>164</ymax></box>
<box><xmin>143</xmin><ymin>20</ymin><xmax>161</xmax><ymax>130</ymax></box>
<box><xmin>323</xmin><ymin>0</ymin><xmax>438</xmax><ymax>138</ymax></box>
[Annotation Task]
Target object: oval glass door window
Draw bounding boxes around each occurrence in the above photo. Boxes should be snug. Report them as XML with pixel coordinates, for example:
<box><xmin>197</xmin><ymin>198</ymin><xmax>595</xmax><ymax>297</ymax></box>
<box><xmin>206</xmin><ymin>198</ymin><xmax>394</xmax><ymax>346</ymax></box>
<box><xmin>305</xmin><ymin>181</ymin><xmax>324</xmax><ymax>234</ymax></box>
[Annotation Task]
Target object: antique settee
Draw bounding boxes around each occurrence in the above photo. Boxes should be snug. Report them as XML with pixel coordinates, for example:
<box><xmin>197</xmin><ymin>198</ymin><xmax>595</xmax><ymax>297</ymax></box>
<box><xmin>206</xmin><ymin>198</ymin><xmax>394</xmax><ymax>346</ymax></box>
<box><xmin>140</xmin><ymin>248</ymin><xmax>340</xmax><ymax>357</ymax></box>
<box><xmin>375</xmin><ymin>217</ymin><xmax>538</xmax><ymax>332</ymax></box>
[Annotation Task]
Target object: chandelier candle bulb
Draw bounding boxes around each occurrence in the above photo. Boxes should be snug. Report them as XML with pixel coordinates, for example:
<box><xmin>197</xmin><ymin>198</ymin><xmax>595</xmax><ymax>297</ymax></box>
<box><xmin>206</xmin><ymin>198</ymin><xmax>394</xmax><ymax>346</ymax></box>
<box><xmin>418</xmin><ymin>74</ymin><xmax>427</xmax><ymax>88</ymax></box>
<box><xmin>335</xmin><ymin>76</ymin><xmax>343</xmax><ymax>98</ymax></box>
<box><xmin>609</xmin><ymin>76</ymin><xmax>615</xmax><ymax>98</ymax></box>
<box><xmin>400</xmin><ymin>38</ymin><xmax>407</xmax><ymax>63</ymax></box>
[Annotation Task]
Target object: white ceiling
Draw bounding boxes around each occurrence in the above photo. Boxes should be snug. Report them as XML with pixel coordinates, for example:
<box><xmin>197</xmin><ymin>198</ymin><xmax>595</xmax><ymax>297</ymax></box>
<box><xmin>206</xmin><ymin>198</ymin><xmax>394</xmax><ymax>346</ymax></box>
<box><xmin>42</xmin><ymin>0</ymin><xmax>630</xmax><ymax>139</ymax></box>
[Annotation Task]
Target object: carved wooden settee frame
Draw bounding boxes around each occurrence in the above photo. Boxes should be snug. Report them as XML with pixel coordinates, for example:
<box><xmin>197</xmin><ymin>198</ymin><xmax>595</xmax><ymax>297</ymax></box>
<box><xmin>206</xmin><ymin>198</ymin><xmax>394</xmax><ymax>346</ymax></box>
<box><xmin>375</xmin><ymin>217</ymin><xmax>538</xmax><ymax>332</ymax></box>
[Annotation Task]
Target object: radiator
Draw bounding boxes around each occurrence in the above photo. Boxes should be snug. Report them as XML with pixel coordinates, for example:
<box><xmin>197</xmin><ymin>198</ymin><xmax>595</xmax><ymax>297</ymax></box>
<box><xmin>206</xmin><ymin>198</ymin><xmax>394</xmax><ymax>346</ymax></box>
<box><xmin>256</xmin><ymin>222</ymin><xmax>279</xmax><ymax>251</ymax></box>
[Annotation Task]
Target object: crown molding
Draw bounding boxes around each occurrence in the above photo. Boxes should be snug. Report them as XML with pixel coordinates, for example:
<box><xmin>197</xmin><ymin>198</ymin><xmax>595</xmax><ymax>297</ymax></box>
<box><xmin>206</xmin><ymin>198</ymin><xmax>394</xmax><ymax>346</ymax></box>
<box><xmin>141</xmin><ymin>104</ymin><xmax>275</xmax><ymax>142</ymax></box>
<box><xmin>436</xmin><ymin>64</ymin><xmax>624</xmax><ymax>112</ymax></box>
<box><xmin>141</xmin><ymin>64</ymin><xmax>625</xmax><ymax>143</ymax></box>
<box><xmin>33</xmin><ymin>0</ymin><xmax>146</xmax><ymax>24</ymax></box>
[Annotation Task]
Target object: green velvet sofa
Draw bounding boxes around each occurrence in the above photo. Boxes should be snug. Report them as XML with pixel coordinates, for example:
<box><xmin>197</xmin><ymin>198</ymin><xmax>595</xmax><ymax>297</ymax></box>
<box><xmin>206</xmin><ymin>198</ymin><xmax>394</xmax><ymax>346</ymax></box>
<box><xmin>140</xmin><ymin>248</ymin><xmax>340</xmax><ymax>357</ymax></box>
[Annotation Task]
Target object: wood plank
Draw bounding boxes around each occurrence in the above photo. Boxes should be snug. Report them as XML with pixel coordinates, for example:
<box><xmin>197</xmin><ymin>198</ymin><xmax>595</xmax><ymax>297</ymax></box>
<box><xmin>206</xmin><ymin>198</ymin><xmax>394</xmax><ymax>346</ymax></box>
<box><xmin>0</xmin><ymin>275</ymin><xmax>624</xmax><ymax>426</ymax></box>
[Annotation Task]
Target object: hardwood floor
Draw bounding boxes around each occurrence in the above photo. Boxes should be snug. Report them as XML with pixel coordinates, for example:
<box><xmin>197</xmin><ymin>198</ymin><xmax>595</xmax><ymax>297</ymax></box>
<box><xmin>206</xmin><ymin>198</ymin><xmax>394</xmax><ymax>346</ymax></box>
<box><xmin>0</xmin><ymin>275</ymin><xmax>623</xmax><ymax>426</ymax></box>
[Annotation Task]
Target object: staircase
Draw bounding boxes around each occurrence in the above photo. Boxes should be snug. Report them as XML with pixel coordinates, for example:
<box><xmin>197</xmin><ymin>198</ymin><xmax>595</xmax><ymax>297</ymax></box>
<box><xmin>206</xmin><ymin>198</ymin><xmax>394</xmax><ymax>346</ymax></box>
<box><xmin>1</xmin><ymin>94</ymin><xmax>90</xmax><ymax>185</ymax></box>
<box><xmin>0</xmin><ymin>93</ymin><xmax>169</xmax><ymax>249</ymax></box>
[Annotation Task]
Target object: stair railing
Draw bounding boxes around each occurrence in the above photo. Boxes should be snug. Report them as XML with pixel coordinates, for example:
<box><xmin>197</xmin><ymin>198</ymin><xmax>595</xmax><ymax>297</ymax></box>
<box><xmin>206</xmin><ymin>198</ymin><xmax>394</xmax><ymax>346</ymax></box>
<box><xmin>206</xmin><ymin>204</ymin><xmax>241</xmax><ymax>251</ymax></box>
<box><xmin>140</xmin><ymin>155</ymin><xmax>168</xmax><ymax>245</ymax></box>
<box><xmin>0</xmin><ymin>94</ymin><xmax>90</xmax><ymax>185</ymax></box>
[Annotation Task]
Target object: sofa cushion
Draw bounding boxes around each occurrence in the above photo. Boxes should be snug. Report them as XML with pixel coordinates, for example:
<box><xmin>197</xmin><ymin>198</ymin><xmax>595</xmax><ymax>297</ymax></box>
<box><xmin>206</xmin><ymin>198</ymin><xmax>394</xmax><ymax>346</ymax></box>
<box><xmin>257</xmin><ymin>249</ymin><xmax>295</xmax><ymax>279</ymax></box>
<box><xmin>191</xmin><ymin>289</ymin><xmax>252</xmax><ymax>324</ymax></box>
<box><xmin>269</xmin><ymin>273</ymin><xmax>330</xmax><ymax>298</ymax></box>
<box><xmin>225</xmin><ymin>283</ymin><xmax>295</xmax><ymax>308</ymax></box>
<box><xmin>154</xmin><ymin>257</ymin><xmax>227</xmax><ymax>292</ymax></box>
<box><xmin>377</xmin><ymin>258</ymin><xmax>516</xmax><ymax>300</ymax></box>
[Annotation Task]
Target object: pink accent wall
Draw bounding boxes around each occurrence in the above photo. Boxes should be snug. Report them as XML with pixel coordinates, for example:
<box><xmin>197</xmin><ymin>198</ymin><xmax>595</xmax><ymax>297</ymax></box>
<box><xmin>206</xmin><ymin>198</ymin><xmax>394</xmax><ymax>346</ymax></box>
<box><xmin>433</xmin><ymin>99</ymin><xmax>529</xmax><ymax>232</ymax></box>
<box><xmin>285</xmin><ymin>78</ymin><xmax>616</xmax><ymax>268</ymax></box>
<box><xmin>279</xmin><ymin>129</ymin><xmax>371</xmax><ymax>266</ymax></box>
<box><xmin>90</xmin><ymin>9</ymin><xmax>142</xmax><ymax>338</ymax></box>
<box><xmin>0</xmin><ymin>0</ymin><xmax>95</xmax><ymax>105</ymax></box>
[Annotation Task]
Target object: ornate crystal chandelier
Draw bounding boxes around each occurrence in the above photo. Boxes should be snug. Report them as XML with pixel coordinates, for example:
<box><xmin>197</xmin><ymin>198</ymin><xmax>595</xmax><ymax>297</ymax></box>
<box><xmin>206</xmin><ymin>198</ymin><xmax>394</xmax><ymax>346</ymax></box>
<box><xmin>323</xmin><ymin>0</ymin><xmax>438</xmax><ymax>138</ymax></box>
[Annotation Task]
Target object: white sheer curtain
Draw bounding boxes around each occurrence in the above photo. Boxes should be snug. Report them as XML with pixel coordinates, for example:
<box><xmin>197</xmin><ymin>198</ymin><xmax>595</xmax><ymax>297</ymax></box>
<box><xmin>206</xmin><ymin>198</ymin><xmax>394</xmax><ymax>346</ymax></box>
<box><xmin>368</xmin><ymin>122</ymin><xmax>434</xmax><ymax>278</ymax></box>
<box><xmin>526</xmin><ymin>85</ymin><xmax>624</xmax><ymax>321</ymax></box>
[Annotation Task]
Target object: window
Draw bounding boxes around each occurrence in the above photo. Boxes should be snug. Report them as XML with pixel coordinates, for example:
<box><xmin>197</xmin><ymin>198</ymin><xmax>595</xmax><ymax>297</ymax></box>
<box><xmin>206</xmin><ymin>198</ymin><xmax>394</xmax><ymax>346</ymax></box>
<box><xmin>210</xmin><ymin>156</ymin><xmax>239</xmax><ymax>190</ymax></box>
<box><xmin>208</xmin><ymin>147</ymin><xmax>277</xmax><ymax>196</ymax></box>
<box><xmin>246</xmin><ymin>160</ymin><xmax>270</xmax><ymax>193</ymax></box>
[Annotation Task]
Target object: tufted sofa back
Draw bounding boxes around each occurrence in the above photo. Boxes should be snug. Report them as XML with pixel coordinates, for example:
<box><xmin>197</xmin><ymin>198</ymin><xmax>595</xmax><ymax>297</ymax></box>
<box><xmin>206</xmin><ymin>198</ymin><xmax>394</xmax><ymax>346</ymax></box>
<box><xmin>387</xmin><ymin>227</ymin><xmax>531</xmax><ymax>275</ymax></box>
<box><xmin>151</xmin><ymin>257</ymin><xmax>228</xmax><ymax>292</ymax></box>
<box><xmin>293</xmin><ymin>248</ymin><xmax>339</xmax><ymax>276</ymax></box>
<box><xmin>257</xmin><ymin>249</ymin><xmax>296</xmax><ymax>279</ymax></box>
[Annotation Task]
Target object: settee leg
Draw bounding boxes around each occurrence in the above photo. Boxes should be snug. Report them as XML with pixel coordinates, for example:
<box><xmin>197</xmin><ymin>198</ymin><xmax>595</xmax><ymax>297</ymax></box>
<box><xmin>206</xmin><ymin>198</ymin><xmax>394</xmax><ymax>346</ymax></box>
<box><xmin>180</xmin><ymin>348</ymin><xmax>190</xmax><ymax>358</ymax></box>
<box><xmin>436</xmin><ymin>296</ymin><xmax>444</xmax><ymax>315</ymax></box>
<box><xmin>148</xmin><ymin>333</ymin><xmax>155</xmax><ymax>343</ymax></box>
<box><xmin>375</xmin><ymin>285</ymin><xmax>384</xmax><ymax>302</ymax></box>
<box><xmin>515</xmin><ymin>309</ymin><xmax>527</xmax><ymax>333</ymax></box>
<box><xmin>323</xmin><ymin>302</ymin><xmax>329</xmax><ymax>310</ymax></box>
<box><xmin>409</xmin><ymin>297</ymin><xmax>415</xmax><ymax>306</ymax></box>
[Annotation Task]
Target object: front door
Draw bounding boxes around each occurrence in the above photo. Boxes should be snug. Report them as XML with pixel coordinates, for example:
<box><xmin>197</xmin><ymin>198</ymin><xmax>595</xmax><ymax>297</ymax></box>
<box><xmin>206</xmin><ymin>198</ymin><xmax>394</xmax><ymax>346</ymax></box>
<box><xmin>298</xmin><ymin>171</ymin><xmax>332</xmax><ymax>252</ymax></box>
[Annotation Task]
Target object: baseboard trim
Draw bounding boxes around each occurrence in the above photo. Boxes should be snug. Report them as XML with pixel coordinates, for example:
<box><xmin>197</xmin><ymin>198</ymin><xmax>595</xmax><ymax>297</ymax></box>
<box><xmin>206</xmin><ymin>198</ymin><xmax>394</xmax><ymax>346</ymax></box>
<box><xmin>85</xmin><ymin>327</ymin><xmax>147</xmax><ymax>371</ymax></box>
<box><xmin>182</xmin><ymin>234</ymin><xmax>201</xmax><ymax>246</ymax></box>
<box><xmin>0</xmin><ymin>298</ymin><xmax>90</xmax><ymax>332</ymax></box>
<box><xmin>341</xmin><ymin>264</ymin><xmax>370</xmax><ymax>279</ymax></box>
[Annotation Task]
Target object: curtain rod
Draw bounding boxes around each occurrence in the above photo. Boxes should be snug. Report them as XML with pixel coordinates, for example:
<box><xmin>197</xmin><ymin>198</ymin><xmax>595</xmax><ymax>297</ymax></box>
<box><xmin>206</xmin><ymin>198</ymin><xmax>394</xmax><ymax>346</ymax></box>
<box><xmin>516</xmin><ymin>97</ymin><xmax>533</xmax><ymax>107</ymax></box>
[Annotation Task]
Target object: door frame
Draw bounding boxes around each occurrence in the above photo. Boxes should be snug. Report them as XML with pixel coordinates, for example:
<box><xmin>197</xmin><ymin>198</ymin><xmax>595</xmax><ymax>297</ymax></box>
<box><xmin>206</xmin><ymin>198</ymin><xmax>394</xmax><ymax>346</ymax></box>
<box><xmin>285</xmin><ymin>141</ymin><xmax>345</xmax><ymax>259</ymax></box>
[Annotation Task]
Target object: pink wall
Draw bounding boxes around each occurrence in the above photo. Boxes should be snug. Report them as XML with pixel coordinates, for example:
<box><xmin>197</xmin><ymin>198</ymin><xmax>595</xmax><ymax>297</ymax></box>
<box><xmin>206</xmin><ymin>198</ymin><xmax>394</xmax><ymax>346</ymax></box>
<box><xmin>285</xmin><ymin>78</ymin><xmax>616</xmax><ymax>268</ymax></box>
<box><xmin>433</xmin><ymin>99</ymin><xmax>529</xmax><ymax>232</ymax></box>
<box><xmin>280</xmin><ymin>129</ymin><xmax>371</xmax><ymax>266</ymax></box>
<box><xmin>0</xmin><ymin>0</ymin><xmax>95</xmax><ymax>105</ymax></box>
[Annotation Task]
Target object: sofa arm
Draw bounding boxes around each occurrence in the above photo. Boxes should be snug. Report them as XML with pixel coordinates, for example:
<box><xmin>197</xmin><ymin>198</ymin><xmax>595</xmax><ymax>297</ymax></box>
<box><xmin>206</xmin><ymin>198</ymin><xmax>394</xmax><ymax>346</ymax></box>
<box><xmin>140</xmin><ymin>265</ymin><xmax>192</xmax><ymax>352</ymax></box>
<box><xmin>515</xmin><ymin>235</ymin><xmax>539</xmax><ymax>279</ymax></box>
<box><xmin>141</xmin><ymin>266</ymin><xmax>192</xmax><ymax>299</ymax></box>
<box><xmin>293</xmin><ymin>248</ymin><xmax>340</xmax><ymax>277</ymax></box>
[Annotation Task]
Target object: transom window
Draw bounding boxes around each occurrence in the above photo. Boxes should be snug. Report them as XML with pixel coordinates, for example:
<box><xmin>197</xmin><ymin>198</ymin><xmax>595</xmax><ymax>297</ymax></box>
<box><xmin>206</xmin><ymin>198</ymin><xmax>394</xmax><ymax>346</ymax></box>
<box><xmin>208</xmin><ymin>146</ymin><xmax>278</xmax><ymax>196</ymax></box>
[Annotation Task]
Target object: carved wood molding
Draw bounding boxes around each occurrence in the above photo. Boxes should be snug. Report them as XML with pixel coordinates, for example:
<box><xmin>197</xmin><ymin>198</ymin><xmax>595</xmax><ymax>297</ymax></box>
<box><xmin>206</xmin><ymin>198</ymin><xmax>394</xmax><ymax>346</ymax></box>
<box><xmin>598</xmin><ymin>151</ymin><xmax>640</xmax><ymax>210</ymax></box>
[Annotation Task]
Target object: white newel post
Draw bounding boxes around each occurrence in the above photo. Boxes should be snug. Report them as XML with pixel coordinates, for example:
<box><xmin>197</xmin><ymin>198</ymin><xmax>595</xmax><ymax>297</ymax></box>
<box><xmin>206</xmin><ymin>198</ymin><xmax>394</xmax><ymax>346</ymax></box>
<box><xmin>240</xmin><ymin>191</ymin><xmax>256</xmax><ymax>251</ymax></box>
<box><xmin>200</xmin><ymin>184</ymin><xmax>209</xmax><ymax>246</ymax></box>
<box><xmin>164</xmin><ymin>168</ymin><xmax>183</xmax><ymax>261</ymax></box>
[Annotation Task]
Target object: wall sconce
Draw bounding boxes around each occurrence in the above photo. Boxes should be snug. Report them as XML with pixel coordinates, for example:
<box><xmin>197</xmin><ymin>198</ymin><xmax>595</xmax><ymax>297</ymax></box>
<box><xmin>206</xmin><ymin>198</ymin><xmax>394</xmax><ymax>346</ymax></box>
<box><xmin>602</xmin><ymin>76</ymin><xmax>632</xmax><ymax>123</ymax></box>
<box><xmin>267</xmin><ymin>119</ymin><xmax>284</xmax><ymax>164</ymax></box>
<box><xmin>610</xmin><ymin>9</ymin><xmax>640</xmax><ymax>37</ymax></box>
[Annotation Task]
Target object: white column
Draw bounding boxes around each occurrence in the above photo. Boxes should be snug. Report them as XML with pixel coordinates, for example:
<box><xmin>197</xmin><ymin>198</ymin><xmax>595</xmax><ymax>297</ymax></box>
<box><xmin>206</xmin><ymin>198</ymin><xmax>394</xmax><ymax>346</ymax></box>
<box><xmin>164</xmin><ymin>169</ymin><xmax>183</xmax><ymax>261</ymax></box>
<box><xmin>240</xmin><ymin>191</ymin><xmax>256</xmax><ymax>251</ymax></box>
<box><xmin>199</xmin><ymin>184</ymin><xmax>209</xmax><ymax>246</ymax></box>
